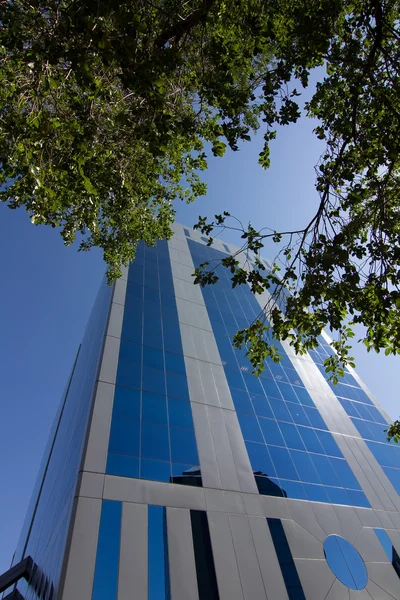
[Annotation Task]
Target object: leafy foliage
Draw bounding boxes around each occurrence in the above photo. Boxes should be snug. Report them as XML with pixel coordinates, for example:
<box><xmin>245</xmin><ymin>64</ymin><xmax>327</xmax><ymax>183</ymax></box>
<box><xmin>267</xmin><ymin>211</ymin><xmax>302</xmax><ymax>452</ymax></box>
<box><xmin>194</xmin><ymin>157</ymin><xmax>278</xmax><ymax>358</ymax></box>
<box><xmin>191</xmin><ymin>1</ymin><xmax>400</xmax><ymax>411</ymax></box>
<box><xmin>2</xmin><ymin>0</ymin><xmax>400</xmax><ymax>429</ymax></box>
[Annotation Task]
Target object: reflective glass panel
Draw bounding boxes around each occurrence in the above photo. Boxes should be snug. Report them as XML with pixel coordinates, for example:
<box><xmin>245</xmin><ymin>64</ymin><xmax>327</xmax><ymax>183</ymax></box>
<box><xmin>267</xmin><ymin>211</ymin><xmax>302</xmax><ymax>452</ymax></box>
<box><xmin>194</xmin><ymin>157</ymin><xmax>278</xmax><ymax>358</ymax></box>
<box><xmin>324</xmin><ymin>535</ymin><xmax>368</xmax><ymax>590</ymax></box>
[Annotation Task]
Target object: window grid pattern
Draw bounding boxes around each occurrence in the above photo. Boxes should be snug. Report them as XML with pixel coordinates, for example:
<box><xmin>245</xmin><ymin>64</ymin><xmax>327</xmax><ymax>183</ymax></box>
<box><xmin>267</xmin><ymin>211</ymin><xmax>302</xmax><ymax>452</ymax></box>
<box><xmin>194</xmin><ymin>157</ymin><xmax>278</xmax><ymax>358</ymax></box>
<box><xmin>106</xmin><ymin>240</ymin><xmax>199</xmax><ymax>484</ymax></box>
<box><xmin>311</xmin><ymin>339</ymin><xmax>400</xmax><ymax>495</ymax></box>
<box><xmin>188</xmin><ymin>239</ymin><xmax>370</xmax><ymax>508</ymax></box>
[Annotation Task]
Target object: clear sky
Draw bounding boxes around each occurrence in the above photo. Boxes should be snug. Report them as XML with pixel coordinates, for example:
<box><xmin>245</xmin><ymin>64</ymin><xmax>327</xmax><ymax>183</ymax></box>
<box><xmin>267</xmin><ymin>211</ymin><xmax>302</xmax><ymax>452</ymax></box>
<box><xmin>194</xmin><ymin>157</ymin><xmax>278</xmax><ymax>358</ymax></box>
<box><xmin>0</xmin><ymin>100</ymin><xmax>399</xmax><ymax>575</ymax></box>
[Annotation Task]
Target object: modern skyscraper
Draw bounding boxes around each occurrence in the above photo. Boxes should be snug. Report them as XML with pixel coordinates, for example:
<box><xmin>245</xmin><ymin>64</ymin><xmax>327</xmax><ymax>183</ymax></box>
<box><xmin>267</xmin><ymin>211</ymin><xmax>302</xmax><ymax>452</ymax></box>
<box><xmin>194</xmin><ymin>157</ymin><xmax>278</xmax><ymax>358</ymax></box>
<box><xmin>3</xmin><ymin>223</ymin><xmax>400</xmax><ymax>600</ymax></box>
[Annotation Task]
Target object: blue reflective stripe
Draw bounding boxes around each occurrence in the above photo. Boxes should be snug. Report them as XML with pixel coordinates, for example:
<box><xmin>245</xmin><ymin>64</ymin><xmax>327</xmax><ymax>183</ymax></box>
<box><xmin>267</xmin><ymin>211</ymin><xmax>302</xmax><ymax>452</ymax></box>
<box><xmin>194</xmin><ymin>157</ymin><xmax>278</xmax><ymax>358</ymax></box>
<box><xmin>106</xmin><ymin>240</ymin><xmax>199</xmax><ymax>484</ymax></box>
<box><xmin>92</xmin><ymin>500</ymin><xmax>122</xmax><ymax>600</ymax></box>
<box><xmin>148</xmin><ymin>506</ymin><xmax>170</xmax><ymax>600</ymax></box>
<box><xmin>267</xmin><ymin>518</ymin><xmax>306</xmax><ymax>599</ymax></box>
<box><xmin>374</xmin><ymin>528</ymin><xmax>394</xmax><ymax>561</ymax></box>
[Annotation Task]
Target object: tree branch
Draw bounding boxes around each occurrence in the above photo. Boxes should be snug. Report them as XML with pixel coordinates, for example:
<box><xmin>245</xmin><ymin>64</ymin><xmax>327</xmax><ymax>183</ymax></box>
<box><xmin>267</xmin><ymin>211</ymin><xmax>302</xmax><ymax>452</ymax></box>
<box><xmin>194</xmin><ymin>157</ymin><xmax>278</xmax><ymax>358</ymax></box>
<box><xmin>156</xmin><ymin>0</ymin><xmax>216</xmax><ymax>47</ymax></box>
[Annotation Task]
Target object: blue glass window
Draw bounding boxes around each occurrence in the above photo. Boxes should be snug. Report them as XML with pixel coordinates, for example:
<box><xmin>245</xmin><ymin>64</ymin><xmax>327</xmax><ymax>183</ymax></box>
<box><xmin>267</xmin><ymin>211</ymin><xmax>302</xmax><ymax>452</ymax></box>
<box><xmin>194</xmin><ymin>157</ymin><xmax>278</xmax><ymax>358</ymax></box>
<box><xmin>143</xmin><ymin>346</ymin><xmax>164</xmax><ymax>371</ymax></box>
<box><xmin>148</xmin><ymin>506</ymin><xmax>170</xmax><ymax>600</ymax></box>
<box><xmin>268</xmin><ymin>397</ymin><xmax>293</xmax><ymax>423</ymax></box>
<box><xmin>168</xmin><ymin>398</ymin><xmax>194</xmax><ymax>429</ymax></box>
<box><xmin>250</xmin><ymin>393</ymin><xmax>274</xmax><ymax>418</ymax></box>
<box><xmin>323</xmin><ymin>535</ymin><xmax>368</xmax><ymax>590</ymax></box>
<box><xmin>246</xmin><ymin>442</ymin><xmax>276</xmax><ymax>476</ymax></box>
<box><xmin>92</xmin><ymin>501</ymin><xmax>122</xmax><ymax>600</ymax></box>
<box><xmin>142</xmin><ymin>393</ymin><xmax>168</xmax><ymax>424</ymax></box>
<box><xmin>112</xmin><ymin>387</ymin><xmax>140</xmax><ymax>420</ymax></box>
<box><xmin>298</xmin><ymin>427</ymin><xmax>324</xmax><ymax>454</ymax></box>
<box><xmin>170</xmin><ymin>427</ymin><xmax>199</xmax><ymax>464</ymax></box>
<box><xmin>109</xmin><ymin>417</ymin><xmax>140</xmax><ymax>456</ymax></box>
<box><xmin>259</xmin><ymin>418</ymin><xmax>285</xmax><ymax>446</ymax></box>
<box><xmin>237</xmin><ymin>413</ymin><xmax>264</xmax><ymax>443</ymax></box>
<box><xmin>279</xmin><ymin>422</ymin><xmax>306</xmax><ymax>451</ymax></box>
<box><xmin>231</xmin><ymin>389</ymin><xmax>254</xmax><ymax>414</ymax></box>
<box><xmin>311</xmin><ymin>455</ymin><xmax>340</xmax><ymax>487</ymax></box>
<box><xmin>142</xmin><ymin>365</ymin><xmax>166</xmax><ymax>396</ymax></box>
<box><xmin>119</xmin><ymin>340</ymin><xmax>142</xmax><ymax>364</ymax></box>
<box><xmin>141</xmin><ymin>422</ymin><xmax>169</xmax><ymax>461</ymax></box>
<box><xmin>106</xmin><ymin>454</ymin><xmax>139</xmax><ymax>478</ymax></box>
<box><xmin>165</xmin><ymin>352</ymin><xmax>186</xmax><ymax>375</ymax></box>
<box><xmin>290</xmin><ymin>450</ymin><xmax>321</xmax><ymax>484</ymax></box>
<box><xmin>268</xmin><ymin>446</ymin><xmax>298</xmax><ymax>480</ymax></box>
<box><xmin>261</xmin><ymin>378</ymin><xmax>281</xmax><ymax>398</ymax></box>
<box><xmin>116</xmin><ymin>361</ymin><xmax>141</xmax><ymax>390</ymax></box>
<box><xmin>141</xmin><ymin>459</ymin><xmax>171</xmax><ymax>482</ymax></box>
<box><xmin>166</xmin><ymin>371</ymin><xmax>190</xmax><ymax>401</ymax></box>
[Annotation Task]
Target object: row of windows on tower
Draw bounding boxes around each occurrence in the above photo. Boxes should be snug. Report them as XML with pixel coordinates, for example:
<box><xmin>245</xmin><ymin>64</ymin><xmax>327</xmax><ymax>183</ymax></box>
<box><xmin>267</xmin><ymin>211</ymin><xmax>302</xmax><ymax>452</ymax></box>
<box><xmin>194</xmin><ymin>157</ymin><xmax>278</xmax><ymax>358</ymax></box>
<box><xmin>188</xmin><ymin>239</ymin><xmax>371</xmax><ymax>507</ymax></box>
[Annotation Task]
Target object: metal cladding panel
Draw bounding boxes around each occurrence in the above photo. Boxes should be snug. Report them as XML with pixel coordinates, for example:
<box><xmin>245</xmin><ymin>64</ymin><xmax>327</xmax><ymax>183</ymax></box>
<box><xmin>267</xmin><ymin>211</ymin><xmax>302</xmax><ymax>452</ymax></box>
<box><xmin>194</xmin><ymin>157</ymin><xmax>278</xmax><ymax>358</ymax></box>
<box><xmin>118</xmin><ymin>503</ymin><xmax>148</xmax><ymax>600</ymax></box>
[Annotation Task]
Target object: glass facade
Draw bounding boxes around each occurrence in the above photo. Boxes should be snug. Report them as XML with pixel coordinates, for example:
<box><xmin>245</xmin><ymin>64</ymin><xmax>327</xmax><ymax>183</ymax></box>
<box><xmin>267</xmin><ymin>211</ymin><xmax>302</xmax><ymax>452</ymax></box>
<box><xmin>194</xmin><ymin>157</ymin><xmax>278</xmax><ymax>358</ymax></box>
<box><xmin>13</xmin><ymin>279</ymin><xmax>113</xmax><ymax>600</ymax></box>
<box><xmin>309</xmin><ymin>338</ymin><xmax>400</xmax><ymax>495</ymax></box>
<box><xmin>9</xmin><ymin>225</ymin><xmax>400</xmax><ymax>600</ymax></box>
<box><xmin>188</xmin><ymin>239</ymin><xmax>370</xmax><ymax>508</ymax></box>
<box><xmin>106</xmin><ymin>240</ymin><xmax>200</xmax><ymax>484</ymax></box>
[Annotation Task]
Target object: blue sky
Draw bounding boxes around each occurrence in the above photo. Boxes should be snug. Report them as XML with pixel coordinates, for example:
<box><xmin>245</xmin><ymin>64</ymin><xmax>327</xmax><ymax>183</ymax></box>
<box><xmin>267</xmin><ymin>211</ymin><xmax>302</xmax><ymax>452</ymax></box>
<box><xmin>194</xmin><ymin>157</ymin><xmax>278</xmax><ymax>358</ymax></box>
<box><xmin>0</xmin><ymin>103</ymin><xmax>399</xmax><ymax>575</ymax></box>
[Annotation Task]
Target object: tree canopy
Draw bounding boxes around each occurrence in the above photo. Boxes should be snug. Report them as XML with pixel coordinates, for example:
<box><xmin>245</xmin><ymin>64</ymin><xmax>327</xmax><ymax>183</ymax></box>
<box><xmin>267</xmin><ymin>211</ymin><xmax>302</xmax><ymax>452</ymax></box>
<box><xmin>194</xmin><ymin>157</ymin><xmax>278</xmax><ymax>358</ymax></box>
<box><xmin>2</xmin><ymin>0</ymin><xmax>400</xmax><ymax>437</ymax></box>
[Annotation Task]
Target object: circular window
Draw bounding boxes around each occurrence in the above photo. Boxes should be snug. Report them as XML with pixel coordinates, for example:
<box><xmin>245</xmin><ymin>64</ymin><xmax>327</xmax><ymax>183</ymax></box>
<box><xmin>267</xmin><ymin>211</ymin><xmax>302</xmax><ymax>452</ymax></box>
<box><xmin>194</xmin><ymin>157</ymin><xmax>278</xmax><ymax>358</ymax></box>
<box><xmin>323</xmin><ymin>535</ymin><xmax>368</xmax><ymax>590</ymax></box>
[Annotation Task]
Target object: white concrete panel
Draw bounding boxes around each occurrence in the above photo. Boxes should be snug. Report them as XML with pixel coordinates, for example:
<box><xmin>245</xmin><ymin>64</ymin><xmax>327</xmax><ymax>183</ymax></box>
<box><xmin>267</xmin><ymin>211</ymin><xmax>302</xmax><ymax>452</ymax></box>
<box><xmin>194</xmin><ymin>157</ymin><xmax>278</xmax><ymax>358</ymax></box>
<box><xmin>170</xmin><ymin>260</ymin><xmax>197</xmax><ymax>284</ymax></box>
<box><xmin>356</xmin><ymin>508</ymin><xmax>382</xmax><ymax>527</ymax></box>
<box><xmin>325</xmin><ymin>578</ymin><xmax>351</xmax><ymax>600</ymax></box>
<box><xmin>207</xmin><ymin>405</ymin><xmax>241</xmax><ymax>492</ymax></box>
<box><xmin>169</xmin><ymin>248</ymin><xmax>195</xmax><ymax>268</ymax></box>
<box><xmin>198</xmin><ymin>360</ymin><xmax>221</xmax><ymax>407</ymax></box>
<box><xmin>98</xmin><ymin>335</ymin><xmax>120</xmax><ymax>385</ymax></box>
<box><xmin>333</xmin><ymin>505</ymin><xmax>363</xmax><ymax>545</ymax></box>
<box><xmin>311</xmin><ymin>503</ymin><xmax>342</xmax><ymax>536</ymax></box>
<box><xmin>191</xmin><ymin>401</ymin><xmax>222</xmax><ymax>489</ymax></box>
<box><xmin>60</xmin><ymin>497</ymin><xmax>102</xmax><ymax>600</ymax></box>
<box><xmin>354</xmin><ymin>528</ymin><xmax>390</xmax><ymax>562</ymax></box>
<box><xmin>107</xmin><ymin>302</ymin><xmax>124</xmax><ymax>339</ymax></box>
<box><xmin>167</xmin><ymin>237</ymin><xmax>191</xmax><ymax>254</ymax></box>
<box><xmin>223</xmin><ymin>410</ymin><xmax>258</xmax><ymax>494</ymax></box>
<box><xmin>285</xmin><ymin>499</ymin><xmax>326</xmax><ymax>542</ymax></box>
<box><xmin>229</xmin><ymin>514</ymin><xmax>268</xmax><ymax>600</ymax></box>
<box><xmin>120</xmin><ymin>265</ymin><xmax>129</xmax><ymax>281</ymax></box>
<box><xmin>283</xmin><ymin>518</ymin><xmax>325</xmax><ymax>559</ymax></box>
<box><xmin>211</xmin><ymin>363</ymin><xmax>235</xmax><ymax>410</ymax></box>
<box><xmin>376</xmin><ymin>510</ymin><xmax>396</xmax><ymax>529</ymax></box>
<box><xmin>366</xmin><ymin>562</ymin><xmax>400</xmax><ymax>599</ymax></box>
<box><xmin>248</xmin><ymin>516</ymin><xmax>289</xmax><ymax>600</ymax></box>
<box><xmin>204</xmin><ymin>488</ymin><xmax>225</xmax><ymax>512</ymax></box>
<box><xmin>77</xmin><ymin>472</ymin><xmax>105</xmax><ymax>499</ymax></box>
<box><xmin>118</xmin><ymin>503</ymin><xmax>148</xmax><ymax>600</ymax></box>
<box><xmin>223</xmin><ymin>491</ymin><xmax>246</xmax><ymax>515</ymax></box>
<box><xmin>243</xmin><ymin>494</ymin><xmax>264</xmax><ymax>517</ymax></box>
<box><xmin>166</xmin><ymin>508</ymin><xmax>199</xmax><ymax>600</ymax></box>
<box><xmin>103</xmin><ymin>476</ymin><xmax>206</xmax><ymax>510</ymax></box>
<box><xmin>113</xmin><ymin>278</ymin><xmax>127</xmax><ymax>307</ymax></box>
<box><xmin>83</xmin><ymin>381</ymin><xmax>115</xmax><ymax>473</ymax></box>
<box><xmin>208</xmin><ymin>511</ymin><xmax>244</xmax><ymax>600</ymax></box>
<box><xmin>365</xmin><ymin>579</ymin><xmax>399</xmax><ymax>600</ymax></box>
<box><xmin>180</xmin><ymin>324</ymin><xmax>197</xmax><ymax>359</ymax></box>
<box><xmin>260</xmin><ymin>495</ymin><xmax>291</xmax><ymax>519</ymax></box>
<box><xmin>295</xmin><ymin>559</ymin><xmax>336</xmax><ymax>600</ymax></box>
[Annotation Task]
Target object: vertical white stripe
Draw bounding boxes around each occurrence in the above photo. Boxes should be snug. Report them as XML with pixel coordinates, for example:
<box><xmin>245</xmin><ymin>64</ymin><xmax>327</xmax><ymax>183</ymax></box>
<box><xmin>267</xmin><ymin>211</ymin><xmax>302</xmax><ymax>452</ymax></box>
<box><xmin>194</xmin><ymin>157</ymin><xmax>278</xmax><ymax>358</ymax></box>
<box><xmin>166</xmin><ymin>507</ymin><xmax>199</xmax><ymax>600</ymax></box>
<box><xmin>118</xmin><ymin>503</ymin><xmax>148</xmax><ymax>600</ymax></box>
